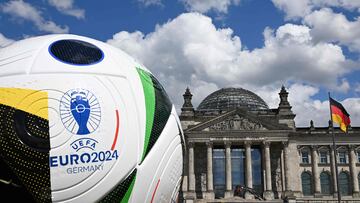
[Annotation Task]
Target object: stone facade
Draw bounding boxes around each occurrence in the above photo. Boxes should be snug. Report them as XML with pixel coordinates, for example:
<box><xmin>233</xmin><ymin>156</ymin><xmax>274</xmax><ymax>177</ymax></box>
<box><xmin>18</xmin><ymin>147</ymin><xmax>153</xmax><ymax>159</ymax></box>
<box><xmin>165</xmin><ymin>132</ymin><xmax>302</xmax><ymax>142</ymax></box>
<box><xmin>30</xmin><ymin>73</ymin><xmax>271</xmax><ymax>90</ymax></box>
<box><xmin>179</xmin><ymin>86</ymin><xmax>360</xmax><ymax>202</ymax></box>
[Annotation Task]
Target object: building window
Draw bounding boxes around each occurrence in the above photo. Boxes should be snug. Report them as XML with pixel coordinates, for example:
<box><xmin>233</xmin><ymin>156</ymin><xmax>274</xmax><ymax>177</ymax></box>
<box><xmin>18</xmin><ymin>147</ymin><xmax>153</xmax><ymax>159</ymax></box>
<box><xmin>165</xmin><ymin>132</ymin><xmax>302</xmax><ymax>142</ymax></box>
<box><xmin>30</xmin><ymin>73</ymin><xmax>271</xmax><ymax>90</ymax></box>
<box><xmin>319</xmin><ymin>151</ymin><xmax>328</xmax><ymax>164</ymax></box>
<box><xmin>213</xmin><ymin>148</ymin><xmax>226</xmax><ymax>198</ymax></box>
<box><xmin>301</xmin><ymin>151</ymin><xmax>310</xmax><ymax>164</ymax></box>
<box><xmin>320</xmin><ymin>172</ymin><xmax>331</xmax><ymax>195</ymax></box>
<box><xmin>339</xmin><ymin>172</ymin><xmax>350</xmax><ymax>195</ymax></box>
<box><xmin>338</xmin><ymin>152</ymin><xmax>347</xmax><ymax>164</ymax></box>
<box><xmin>231</xmin><ymin>148</ymin><xmax>245</xmax><ymax>191</ymax></box>
<box><xmin>251</xmin><ymin>147</ymin><xmax>263</xmax><ymax>195</ymax></box>
<box><xmin>301</xmin><ymin>172</ymin><xmax>313</xmax><ymax>196</ymax></box>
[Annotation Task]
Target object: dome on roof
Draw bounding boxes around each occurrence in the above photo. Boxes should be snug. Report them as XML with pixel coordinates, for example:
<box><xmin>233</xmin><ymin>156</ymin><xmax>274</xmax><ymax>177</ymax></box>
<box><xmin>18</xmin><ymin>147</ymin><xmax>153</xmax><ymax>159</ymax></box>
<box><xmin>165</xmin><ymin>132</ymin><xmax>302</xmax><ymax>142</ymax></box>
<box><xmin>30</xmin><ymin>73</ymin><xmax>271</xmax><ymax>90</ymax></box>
<box><xmin>197</xmin><ymin>87</ymin><xmax>268</xmax><ymax>111</ymax></box>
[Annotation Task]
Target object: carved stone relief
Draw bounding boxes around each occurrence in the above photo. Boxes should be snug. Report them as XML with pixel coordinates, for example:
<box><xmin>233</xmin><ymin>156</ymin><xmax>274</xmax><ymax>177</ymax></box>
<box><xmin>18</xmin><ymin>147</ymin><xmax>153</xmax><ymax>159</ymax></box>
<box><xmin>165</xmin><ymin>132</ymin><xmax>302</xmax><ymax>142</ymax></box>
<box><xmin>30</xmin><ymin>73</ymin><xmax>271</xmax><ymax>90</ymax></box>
<box><xmin>208</xmin><ymin>114</ymin><xmax>266</xmax><ymax>131</ymax></box>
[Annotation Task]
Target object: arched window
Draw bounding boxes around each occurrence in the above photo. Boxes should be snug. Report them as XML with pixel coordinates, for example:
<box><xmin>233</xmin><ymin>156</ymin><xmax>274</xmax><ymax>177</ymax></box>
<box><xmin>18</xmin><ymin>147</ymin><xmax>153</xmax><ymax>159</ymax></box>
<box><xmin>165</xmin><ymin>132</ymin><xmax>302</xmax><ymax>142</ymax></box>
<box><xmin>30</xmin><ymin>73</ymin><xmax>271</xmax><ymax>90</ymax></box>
<box><xmin>339</xmin><ymin>172</ymin><xmax>351</xmax><ymax>195</ymax></box>
<box><xmin>320</xmin><ymin>172</ymin><xmax>331</xmax><ymax>195</ymax></box>
<box><xmin>301</xmin><ymin>172</ymin><xmax>313</xmax><ymax>196</ymax></box>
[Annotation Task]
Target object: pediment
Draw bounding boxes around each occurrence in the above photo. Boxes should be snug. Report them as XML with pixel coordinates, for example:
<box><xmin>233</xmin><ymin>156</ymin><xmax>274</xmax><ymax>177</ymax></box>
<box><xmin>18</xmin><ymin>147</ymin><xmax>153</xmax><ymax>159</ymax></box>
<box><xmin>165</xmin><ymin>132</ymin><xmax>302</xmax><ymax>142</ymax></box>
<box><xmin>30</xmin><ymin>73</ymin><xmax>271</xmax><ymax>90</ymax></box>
<box><xmin>203</xmin><ymin>114</ymin><xmax>266</xmax><ymax>131</ymax></box>
<box><xmin>186</xmin><ymin>109</ymin><xmax>289</xmax><ymax>132</ymax></box>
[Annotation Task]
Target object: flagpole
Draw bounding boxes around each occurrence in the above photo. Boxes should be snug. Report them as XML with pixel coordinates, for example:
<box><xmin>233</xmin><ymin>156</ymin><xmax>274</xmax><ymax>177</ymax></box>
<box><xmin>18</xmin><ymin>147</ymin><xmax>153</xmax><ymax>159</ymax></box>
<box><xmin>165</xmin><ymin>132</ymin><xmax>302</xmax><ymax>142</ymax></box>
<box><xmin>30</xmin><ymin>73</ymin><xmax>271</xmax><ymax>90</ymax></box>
<box><xmin>329</xmin><ymin>92</ymin><xmax>341</xmax><ymax>203</ymax></box>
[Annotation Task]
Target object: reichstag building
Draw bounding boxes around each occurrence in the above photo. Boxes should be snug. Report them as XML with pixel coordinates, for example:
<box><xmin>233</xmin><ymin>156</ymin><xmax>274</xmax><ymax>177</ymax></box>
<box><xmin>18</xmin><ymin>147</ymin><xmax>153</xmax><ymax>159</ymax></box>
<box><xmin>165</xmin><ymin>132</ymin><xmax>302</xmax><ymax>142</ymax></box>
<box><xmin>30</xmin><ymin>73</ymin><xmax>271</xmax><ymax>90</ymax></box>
<box><xmin>179</xmin><ymin>86</ymin><xmax>360</xmax><ymax>202</ymax></box>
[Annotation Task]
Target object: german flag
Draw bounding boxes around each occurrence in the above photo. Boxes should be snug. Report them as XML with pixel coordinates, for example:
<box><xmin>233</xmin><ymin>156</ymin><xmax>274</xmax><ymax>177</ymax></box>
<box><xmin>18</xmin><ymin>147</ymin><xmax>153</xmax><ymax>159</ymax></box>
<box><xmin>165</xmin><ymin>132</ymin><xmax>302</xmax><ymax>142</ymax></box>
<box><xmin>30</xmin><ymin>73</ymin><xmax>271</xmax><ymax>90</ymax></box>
<box><xmin>330</xmin><ymin>97</ymin><xmax>351</xmax><ymax>132</ymax></box>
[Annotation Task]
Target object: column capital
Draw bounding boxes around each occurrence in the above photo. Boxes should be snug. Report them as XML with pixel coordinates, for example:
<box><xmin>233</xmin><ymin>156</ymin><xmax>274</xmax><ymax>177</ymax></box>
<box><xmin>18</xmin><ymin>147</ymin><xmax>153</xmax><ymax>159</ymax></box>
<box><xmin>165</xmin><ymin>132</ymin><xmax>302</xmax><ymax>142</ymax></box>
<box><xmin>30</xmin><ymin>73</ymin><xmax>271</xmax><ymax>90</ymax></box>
<box><xmin>310</xmin><ymin>145</ymin><xmax>318</xmax><ymax>151</ymax></box>
<box><xmin>244</xmin><ymin>141</ymin><xmax>252</xmax><ymax>147</ymax></box>
<box><xmin>224</xmin><ymin>141</ymin><xmax>232</xmax><ymax>148</ymax></box>
<box><xmin>282</xmin><ymin>141</ymin><xmax>289</xmax><ymax>148</ymax></box>
<box><xmin>262</xmin><ymin>141</ymin><xmax>271</xmax><ymax>148</ymax></box>
<box><xmin>330</xmin><ymin>145</ymin><xmax>336</xmax><ymax>151</ymax></box>
<box><xmin>206</xmin><ymin>141</ymin><xmax>213</xmax><ymax>148</ymax></box>
<box><xmin>348</xmin><ymin>144</ymin><xmax>357</xmax><ymax>151</ymax></box>
<box><xmin>188</xmin><ymin>141</ymin><xmax>195</xmax><ymax>148</ymax></box>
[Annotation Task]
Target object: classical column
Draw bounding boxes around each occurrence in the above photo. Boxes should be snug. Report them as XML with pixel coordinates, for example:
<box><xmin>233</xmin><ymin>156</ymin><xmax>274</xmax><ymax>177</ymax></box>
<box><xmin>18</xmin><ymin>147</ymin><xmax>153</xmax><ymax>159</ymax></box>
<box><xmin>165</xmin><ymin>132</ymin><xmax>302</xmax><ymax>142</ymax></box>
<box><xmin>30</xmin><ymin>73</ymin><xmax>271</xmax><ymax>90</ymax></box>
<box><xmin>225</xmin><ymin>141</ymin><xmax>233</xmax><ymax>198</ymax></box>
<box><xmin>283</xmin><ymin>141</ymin><xmax>291</xmax><ymax>194</ymax></box>
<box><xmin>188</xmin><ymin>142</ymin><xmax>196</xmax><ymax>193</ymax></box>
<box><xmin>349</xmin><ymin>145</ymin><xmax>360</xmax><ymax>197</ymax></box>
<box><xmin>330</xmin><ymin>146</ymin><xmax>338</xmax><ymax>195</ymax></box>
<box><xmin>245</xmin><ymin>141</ymin><xmax>254</xmax><ymax>199</ymax></box>
<box><xmin>311</xmin><ymin>145</ymin><xmax>321</xmax><ymax>196</ymax></box>
<box><xmin>205</xmin><ymin>142</ymin><xmax>214</xmax><ymax>199</ymax></box>
<box><xmin>263</xmin><ymin>141</ymin><xmax>274</xmax><ymax>200</ymax></box>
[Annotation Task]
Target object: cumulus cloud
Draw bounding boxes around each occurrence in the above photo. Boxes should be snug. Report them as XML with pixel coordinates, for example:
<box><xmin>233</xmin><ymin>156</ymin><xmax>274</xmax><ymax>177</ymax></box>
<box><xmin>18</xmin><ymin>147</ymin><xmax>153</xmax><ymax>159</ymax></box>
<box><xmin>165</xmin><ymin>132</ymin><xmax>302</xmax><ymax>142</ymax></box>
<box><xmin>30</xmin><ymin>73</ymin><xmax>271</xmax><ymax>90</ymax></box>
<box><xmin>254</xmin><ymin>83</ymin><xmax>360</xmax><ymax>127</ymax></box>
<box><xmin>272</xmin><ymin>0</ymin><xmax>312</xmax><ymax>20</ymax></box>
<box><xmin>48</xmin><ymin>0</ymin><xmax>85</xmax><ymax>19</ymax></box>
<box><xmin>272</xmin><ymin>1</ymin><xmax>360</xmax><ymax>53</ymax></box>
<box><xmin>304</xmin><ymin>8</ymin><xmax>360</xmax><ymax>52</ymax></box>
<box><xmin>0</xmin><ymin>0</ymin><xmax>69</xmax><ymax>34</ymax></box>
<box><xmin>272</xmin><ymin>0</ymin><xmax>360</xmax><ymax>20</ymax></box>
<box><xmin>181</xmin><ymin>0</ymin><xmax>241</xmax><ymax>14</ymax></box>
<box><xmin>0</xmin><ymin>33</ymin><xmax>14</xmax><ymax>48</ymax></box>
<box><xmin>288</xmin><ymin>84</ymin><xmax>355</xmax><ymax>128</ymax></box>
<box><xmin>107</xmin><ymin>12</ymin><xmax>359</xmax><ymax>126</ymax></box>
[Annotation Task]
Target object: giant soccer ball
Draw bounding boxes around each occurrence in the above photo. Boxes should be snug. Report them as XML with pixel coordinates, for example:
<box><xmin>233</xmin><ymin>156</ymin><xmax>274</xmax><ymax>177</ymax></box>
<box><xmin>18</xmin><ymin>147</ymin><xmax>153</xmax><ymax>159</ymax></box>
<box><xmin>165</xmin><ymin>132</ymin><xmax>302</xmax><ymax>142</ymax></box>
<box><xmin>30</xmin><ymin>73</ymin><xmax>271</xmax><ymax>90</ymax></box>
<box><xmin>0</xmin><ymin>34</ymin><xmax>184</xmax><ymax>202</ymax></box>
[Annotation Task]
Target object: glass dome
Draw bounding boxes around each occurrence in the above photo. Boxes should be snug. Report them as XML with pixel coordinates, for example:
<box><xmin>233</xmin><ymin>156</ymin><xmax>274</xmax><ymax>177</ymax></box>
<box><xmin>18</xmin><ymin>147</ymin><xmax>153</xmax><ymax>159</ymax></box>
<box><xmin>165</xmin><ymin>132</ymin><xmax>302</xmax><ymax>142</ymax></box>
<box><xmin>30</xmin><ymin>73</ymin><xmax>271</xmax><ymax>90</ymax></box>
<box><xmin>197</xmin><ymin>87</ymin><xmax>268</xmax><ymax>111</ymax></box>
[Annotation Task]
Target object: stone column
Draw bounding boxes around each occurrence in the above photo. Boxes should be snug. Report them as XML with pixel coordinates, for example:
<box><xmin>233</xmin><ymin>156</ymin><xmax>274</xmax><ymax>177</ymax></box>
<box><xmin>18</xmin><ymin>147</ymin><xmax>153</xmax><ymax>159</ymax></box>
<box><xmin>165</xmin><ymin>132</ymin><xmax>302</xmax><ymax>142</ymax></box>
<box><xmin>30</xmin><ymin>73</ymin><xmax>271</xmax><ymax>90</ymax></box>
<box><xmin>188</xmin><ymin>142</ymin><xmax>196</xmax><ymax>194</ymax></box>
<box><xmin>263</xmin><ymin>141</ymin><xmax>274</xmax><ymax>200</ymax></box>
<box><xmin>349</xmin><ymin>145</ymin><xmax>360</xmax><ymax>197</ymax></box>
<box><xmin>225</xmin><ymin>141</ymin><xmax>233</xmax><ymax>198</ymax></box>
<box><xmin>205</xmin><ymin>142</ymin><xmax>214</xmax><ymax>199</ymax></box>
<box><xmin>311</xmin><ymin>145</ymin><xmax>321</xmax><ymax>196</ymax></box>
<box><xmin>245</xmin><ymin>141</ymin><xmax>254</xmax><ymax>199</ymax></box>
<box><xmin>330</xmin><ymin>146</ymin><xmax>338</xmax><ymax>195</ymax></box>
<box><xmin>283</xmin><ymin>141</ymin><xmax>292</xmax><ymax>196</ymax></box>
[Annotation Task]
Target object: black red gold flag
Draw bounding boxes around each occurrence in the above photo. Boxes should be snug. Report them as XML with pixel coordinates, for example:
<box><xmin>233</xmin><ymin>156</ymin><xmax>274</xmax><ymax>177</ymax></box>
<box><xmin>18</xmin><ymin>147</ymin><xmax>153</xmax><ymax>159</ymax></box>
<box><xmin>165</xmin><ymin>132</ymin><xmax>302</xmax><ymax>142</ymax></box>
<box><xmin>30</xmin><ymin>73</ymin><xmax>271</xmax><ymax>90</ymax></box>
<box><xmin>330</xmin><ymin>97</ymin><xmax>351</xmax><ymax>132</ymax></box>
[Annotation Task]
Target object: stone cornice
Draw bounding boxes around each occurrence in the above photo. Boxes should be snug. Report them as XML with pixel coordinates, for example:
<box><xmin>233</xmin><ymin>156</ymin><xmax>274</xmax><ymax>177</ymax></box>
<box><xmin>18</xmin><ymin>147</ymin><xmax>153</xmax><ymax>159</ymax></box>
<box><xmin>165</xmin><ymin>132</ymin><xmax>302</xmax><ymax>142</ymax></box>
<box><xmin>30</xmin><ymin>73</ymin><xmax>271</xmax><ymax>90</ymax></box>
<box><xmin>186</xmin><ymin>130</ymin><xmax>291</xmax><ymax>137</ymax></box>
<box><xmin>186</xmin><ymin>136</ymin><xmax>287</xmax><ymax>144</ymax></box>
<box><xmin>185</xmin><ymin>108</ymin><xmax>290</xmax><ymax>132</ymax></box>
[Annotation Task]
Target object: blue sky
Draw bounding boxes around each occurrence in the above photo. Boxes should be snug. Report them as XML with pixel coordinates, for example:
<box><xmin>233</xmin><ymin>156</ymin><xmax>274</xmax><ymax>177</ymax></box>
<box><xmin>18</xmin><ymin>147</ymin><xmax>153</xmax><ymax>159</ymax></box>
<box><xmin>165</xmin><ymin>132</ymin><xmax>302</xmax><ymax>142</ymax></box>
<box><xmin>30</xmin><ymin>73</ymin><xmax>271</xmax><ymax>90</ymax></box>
<box><xmin>1</xmin><ymin>0</ymin><xmax>360</xmax><ymax>127</ymax></box>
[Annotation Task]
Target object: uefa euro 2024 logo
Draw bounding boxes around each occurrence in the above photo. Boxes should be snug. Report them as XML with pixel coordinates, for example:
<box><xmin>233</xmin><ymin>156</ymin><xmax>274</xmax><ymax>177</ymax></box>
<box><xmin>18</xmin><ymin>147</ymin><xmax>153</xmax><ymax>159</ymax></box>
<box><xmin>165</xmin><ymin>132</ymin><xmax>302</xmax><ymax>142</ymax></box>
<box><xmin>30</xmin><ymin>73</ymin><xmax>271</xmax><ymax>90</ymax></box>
<box><xmin>60</xmin><ymin>88</ymin><xmax>101</xmax><ymax>135</ymax></box>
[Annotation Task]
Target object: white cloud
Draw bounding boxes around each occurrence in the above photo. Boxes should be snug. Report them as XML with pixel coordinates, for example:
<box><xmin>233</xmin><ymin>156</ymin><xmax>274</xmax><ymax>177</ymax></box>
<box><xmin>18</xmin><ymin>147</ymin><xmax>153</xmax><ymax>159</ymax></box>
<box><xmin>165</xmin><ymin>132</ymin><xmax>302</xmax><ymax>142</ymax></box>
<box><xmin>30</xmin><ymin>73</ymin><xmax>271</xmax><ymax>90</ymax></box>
<box><xmin>310</xmin><ymin>0</ymin><xmax>360</xmax><ymax>12</ymax></box>
<box><xmin>0</xmin><ymin>0</ymin><xmax>69</xmax><ymax>34</ymax></box>
<box><xmin>271</xmin><ymin>0</ymin><xmax>312</xmax><ymax>20</ymax></box>
<box><xmin>254</xmin><ymin>83</ymin><xmax>360</xmax><ymax>127</ymax></box>
<box><xmin>137</xmin><ymin>0</ymin><xmax>163</xmax><ymax>7</ymax></box>
<box><xmin>181</xmin><ymin>0</ymin><xmax>241</xmax><ymax>14</ymax></box>
<box><xmin>107</xmin><ymin>12</ymin><xmax>358</xmax><ymax>126</ymax></box>
<box><xmin>355</xmin><ymin>83</ymin><xmax>360</xmax><ymax>93</ymax></box>
<box><xmin>271</xmin><ymin>1</ymin><xmax>360</xmax><ymax>52</ymax></box>
<box><xmin>304</xmin><ymin>8</ymin><xmax>360</xmax><ymax>52</ymax></box>
<box><xmin>272</xmin><ymin>0</ymin><xmax>360</xmax><ymax>20</ymax></box>
<box><xmin>0</xmin><ymin>33</ymin><xmax>14</xmax><ymax>48</ymax></box>
<box><xmin>48</xmin><ymin>0</ymin><xmax>85</xmax><ymax>19</ymax></box>
<box><xmin>272</xmin><ymin>1</ymin><xmax>360</xmax><ymax>53</ymax></box>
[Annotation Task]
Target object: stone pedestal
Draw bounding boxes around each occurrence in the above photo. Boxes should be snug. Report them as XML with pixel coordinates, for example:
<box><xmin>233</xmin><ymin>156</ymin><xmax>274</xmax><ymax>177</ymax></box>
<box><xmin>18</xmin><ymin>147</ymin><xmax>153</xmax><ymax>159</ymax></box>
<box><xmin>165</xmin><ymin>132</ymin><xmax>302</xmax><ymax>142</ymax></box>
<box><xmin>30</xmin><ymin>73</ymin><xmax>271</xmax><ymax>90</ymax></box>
<box><xmin>244</xmin><ymin>191</ymin><xmax>254</xmax><ymax>199</ymax></box>
<box><xmin>263</xmin><ymin>190</ymin><xmax>274</xmax><ymax>200</ymax></box>
<box><xmin>353</xmin><ymin>192</ymin><xmax>360</xmax><ymax>198</ymax></box>
<box><xmin>224</xmin><ymin>190</ymin><xmax>233</xmax><ymax>198</ymax></box>
<box><xmin>183</xmin><ymin>191</ymin><xmax>196</xmax><ymax>202</ymax></box>
<box><xmin>284</xmin><ymin>190</ymin><xmax>295</xmax><ymax>198</ymax></box>
<box><xmin>203</xmin><ymin>191</ymin><xmax>215</xmax><ymax>199</ymax></box>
